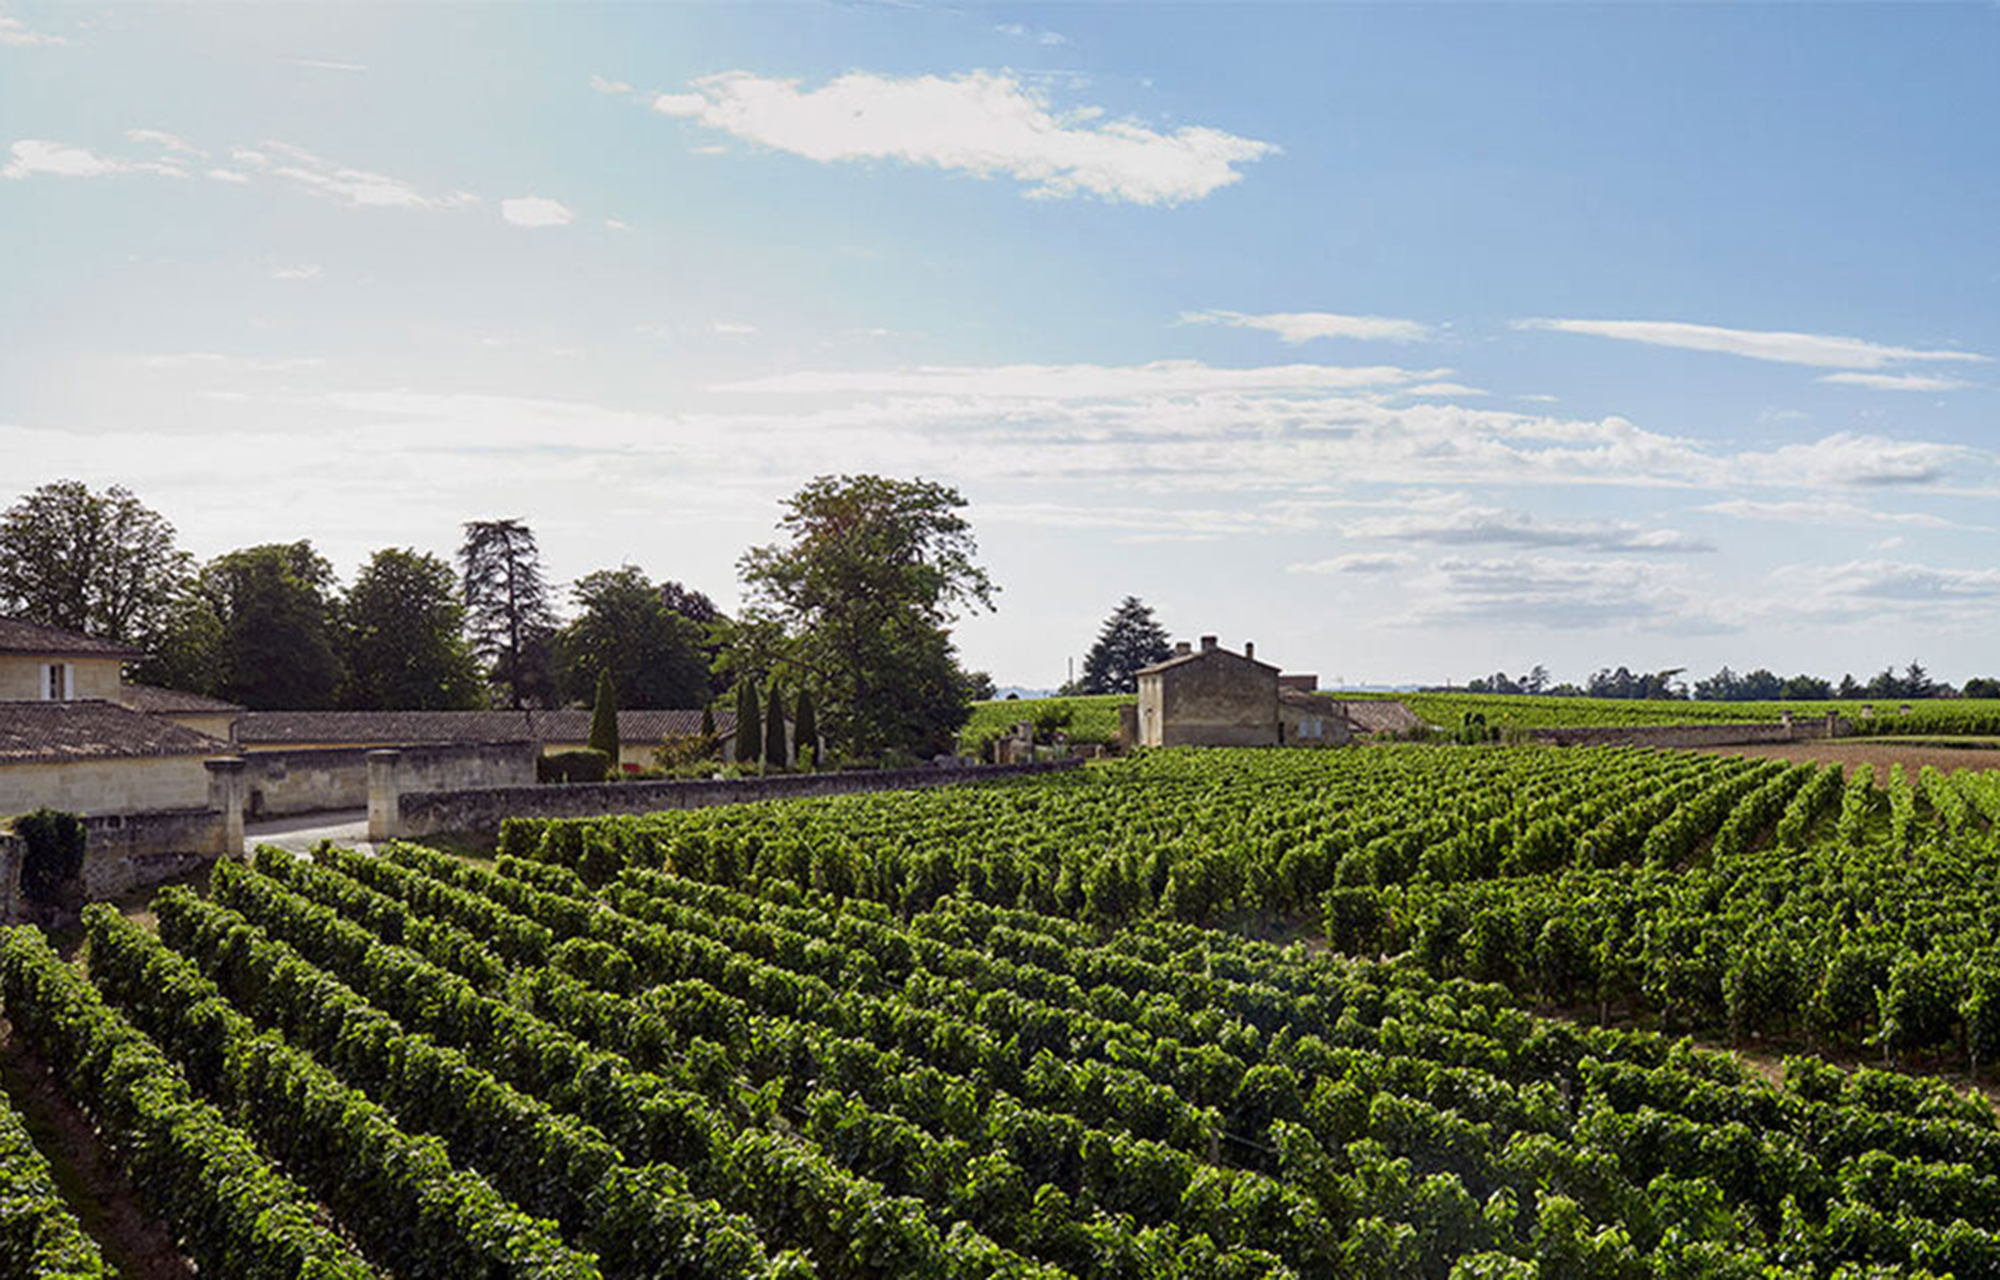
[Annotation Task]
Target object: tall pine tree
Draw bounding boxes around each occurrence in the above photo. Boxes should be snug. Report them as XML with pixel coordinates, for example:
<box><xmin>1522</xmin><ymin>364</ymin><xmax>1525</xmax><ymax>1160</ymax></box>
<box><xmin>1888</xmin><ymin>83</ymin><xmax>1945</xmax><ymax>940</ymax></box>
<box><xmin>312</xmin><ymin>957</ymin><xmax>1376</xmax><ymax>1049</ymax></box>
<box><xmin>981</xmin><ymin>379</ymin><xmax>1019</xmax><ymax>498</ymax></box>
<box><xmin>793</xmin><ymin>688</ymin><xmax>818</xmax><ymax>769</ymax></box>
<box><xmin>1081</xmin><ymin>597</ymin><xmax>1173</xmax><ymax>695</ymax></box>
<box><xmin>763</xmin><ymin>677</ymin><xmax>788</xmax><ymax>771</ymax></box>
<box><xmin>734</xmin><ymin>680</ymin><xmax>761</xmax><ymax>766</ymax></box>
<box><xmin>588</xmin><ymin>670</ymin><xmax>620</xmax><ymax>769</ymax></box>
<box><xmin>459</xmin><ymin>519</ymin><xmax>558</xmax><ymax>708</ymax></box>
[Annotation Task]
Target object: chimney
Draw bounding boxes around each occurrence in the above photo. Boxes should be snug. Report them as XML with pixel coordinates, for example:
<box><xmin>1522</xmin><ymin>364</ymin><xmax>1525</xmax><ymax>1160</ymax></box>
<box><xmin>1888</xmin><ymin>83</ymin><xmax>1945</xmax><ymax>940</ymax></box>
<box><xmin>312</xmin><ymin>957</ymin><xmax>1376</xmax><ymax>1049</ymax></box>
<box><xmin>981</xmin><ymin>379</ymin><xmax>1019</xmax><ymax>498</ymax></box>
<box><xmin>1174</xmin><ymin>640</ymin><xmax>1192</xmax><ymax>656</ymax></box>
<box><xmin>1200</xmin><ymin>635</ymin><xmax>1218</xmax><ymax>652</ymax></box>
<box><xmin>1244</xmin><ymin>641</ymin><xmax>1255</xmax><ymax>661</ymax></box>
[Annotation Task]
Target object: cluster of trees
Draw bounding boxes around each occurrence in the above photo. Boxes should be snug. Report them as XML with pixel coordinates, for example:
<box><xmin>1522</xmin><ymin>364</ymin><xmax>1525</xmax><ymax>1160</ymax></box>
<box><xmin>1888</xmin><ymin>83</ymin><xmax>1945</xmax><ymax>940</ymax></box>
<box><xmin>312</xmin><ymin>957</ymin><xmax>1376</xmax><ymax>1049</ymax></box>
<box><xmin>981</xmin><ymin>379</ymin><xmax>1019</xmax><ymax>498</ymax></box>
<box><xmin>1455</xmin><ymin>659</ymin><xmax>1987</xmax><ymax>701</ymax></box>
<box><xmin>0</xmin><ymin>476</ymin><xmax>994</xmax><ymax>764</ymax></box>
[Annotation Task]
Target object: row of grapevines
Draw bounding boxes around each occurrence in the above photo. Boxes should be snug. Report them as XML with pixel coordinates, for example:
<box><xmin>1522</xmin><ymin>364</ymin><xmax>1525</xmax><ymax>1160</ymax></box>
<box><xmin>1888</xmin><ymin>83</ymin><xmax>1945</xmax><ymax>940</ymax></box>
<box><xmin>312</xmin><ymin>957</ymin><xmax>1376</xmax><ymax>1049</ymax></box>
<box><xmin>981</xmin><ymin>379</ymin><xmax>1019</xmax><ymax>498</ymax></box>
<box><xmin>0</xmin><ymin>924</ymin><xmax>378</xmax><ymax>1279</ymax></box>
<box><xmin>80</xmin><ymin>905</ymin><xmax>601</xmax><ymax>1279</ymax></box>
<box><xmin>0</xmin><ymin>1063</ymin><xmax>108</xmax><ymax>1278</ymax></box>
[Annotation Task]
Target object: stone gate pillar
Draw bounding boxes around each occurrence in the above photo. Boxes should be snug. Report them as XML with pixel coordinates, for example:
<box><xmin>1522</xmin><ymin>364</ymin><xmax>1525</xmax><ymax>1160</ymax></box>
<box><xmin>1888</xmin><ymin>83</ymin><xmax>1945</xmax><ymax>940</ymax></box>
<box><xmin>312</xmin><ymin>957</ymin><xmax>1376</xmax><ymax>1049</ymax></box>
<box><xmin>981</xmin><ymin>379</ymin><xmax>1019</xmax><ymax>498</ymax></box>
<box><xmin>205</xmin><ymin>756</ymin><xmax>247</xmax><ymax>859</ymax></box>
<box><xmin>367</xmin><ymin>750</ymin><xmax>402</xmax><ymax>842</ymax></box>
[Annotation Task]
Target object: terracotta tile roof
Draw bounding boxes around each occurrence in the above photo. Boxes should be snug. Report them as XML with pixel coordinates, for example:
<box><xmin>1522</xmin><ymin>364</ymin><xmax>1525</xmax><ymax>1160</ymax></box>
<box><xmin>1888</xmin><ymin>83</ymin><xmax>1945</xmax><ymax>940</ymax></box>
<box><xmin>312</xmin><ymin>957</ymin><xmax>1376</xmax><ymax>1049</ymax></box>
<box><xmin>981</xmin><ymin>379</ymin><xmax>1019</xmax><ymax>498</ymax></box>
<box><xmin>1326</xmin><ymin>699</ymin><xmax>1424</xmax><ymax>735</ymax></box>
<box><xmin>1135</xmin><ymin>646</ymin><xmax>1280</xmax><ymax>677</ymax></box>
<box><xmin>106</xmin><ymin>683</ymin><xmax>245</xmax><ymax>716</ymax></box>
<box><xmin>236</xmin><ymin>708</ymin><xmax>736</xmax><ymax>747</ymax></box>
<box><xmin>0</xmin><ymin>700</ymin><xmax>228</xmax><ymax>764</ymax></box>
<box><xmin>0</xmin><ymin>617</ymin><xmax>144</xmax><ymax>660</ymax></box>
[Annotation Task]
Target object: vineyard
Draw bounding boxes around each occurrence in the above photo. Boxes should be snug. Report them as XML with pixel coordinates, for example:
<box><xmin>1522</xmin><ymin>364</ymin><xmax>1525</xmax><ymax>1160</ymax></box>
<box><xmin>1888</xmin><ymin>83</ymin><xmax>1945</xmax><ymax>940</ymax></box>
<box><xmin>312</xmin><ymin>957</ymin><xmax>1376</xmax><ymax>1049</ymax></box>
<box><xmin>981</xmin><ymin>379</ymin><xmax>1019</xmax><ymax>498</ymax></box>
<box><xmin>11</xmin><ymin>744</ymin><xmax>2000</xmax><ymax>1276</ymax></box>
<box><xmin>961</xmin><ymin>692</ymin><xmax>2000</xmax><ymax>745</ymax></box>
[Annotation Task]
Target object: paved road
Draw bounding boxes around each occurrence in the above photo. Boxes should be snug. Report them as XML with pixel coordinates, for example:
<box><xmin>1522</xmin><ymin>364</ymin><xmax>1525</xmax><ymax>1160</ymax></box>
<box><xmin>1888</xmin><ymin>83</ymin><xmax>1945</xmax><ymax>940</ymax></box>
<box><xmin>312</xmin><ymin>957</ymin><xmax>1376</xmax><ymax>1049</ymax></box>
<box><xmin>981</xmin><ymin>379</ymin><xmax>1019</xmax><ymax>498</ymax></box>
<box><xmin>244</xmin><ymin>808</ymin><xmax>373</xmax><ymax>855</ymax></box>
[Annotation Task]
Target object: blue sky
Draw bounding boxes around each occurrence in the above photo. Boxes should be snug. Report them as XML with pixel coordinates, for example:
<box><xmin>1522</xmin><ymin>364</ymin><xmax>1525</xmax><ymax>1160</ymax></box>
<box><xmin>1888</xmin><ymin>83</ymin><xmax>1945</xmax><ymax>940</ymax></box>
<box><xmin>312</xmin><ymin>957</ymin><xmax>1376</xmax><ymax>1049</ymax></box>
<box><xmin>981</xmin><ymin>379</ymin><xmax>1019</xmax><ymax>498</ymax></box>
<box><xmin>4</xmin><ymin>2</ymin><xmax>1998</xmax><ymax>689</ymax></box>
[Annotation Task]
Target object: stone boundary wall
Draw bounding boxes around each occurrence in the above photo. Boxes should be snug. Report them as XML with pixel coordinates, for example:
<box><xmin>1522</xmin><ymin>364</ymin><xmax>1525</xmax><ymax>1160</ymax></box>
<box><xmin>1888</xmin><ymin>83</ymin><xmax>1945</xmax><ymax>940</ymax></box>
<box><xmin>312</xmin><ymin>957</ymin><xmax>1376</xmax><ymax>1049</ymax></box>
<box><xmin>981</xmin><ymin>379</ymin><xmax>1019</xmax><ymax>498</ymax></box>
<box><xmin>244</xmin><ymin>741</ymin><xmax>538</xmax><ymax>818</ymax></box>
<box><xmin>1529</xmin><ymin>718</ymin><xmax>1852</xmax><ymax>750</ymax></box>
<box><xmin>394</xmin><ymin>758</ymin><xmax>1087</xmax><ymax>839</ymax></box>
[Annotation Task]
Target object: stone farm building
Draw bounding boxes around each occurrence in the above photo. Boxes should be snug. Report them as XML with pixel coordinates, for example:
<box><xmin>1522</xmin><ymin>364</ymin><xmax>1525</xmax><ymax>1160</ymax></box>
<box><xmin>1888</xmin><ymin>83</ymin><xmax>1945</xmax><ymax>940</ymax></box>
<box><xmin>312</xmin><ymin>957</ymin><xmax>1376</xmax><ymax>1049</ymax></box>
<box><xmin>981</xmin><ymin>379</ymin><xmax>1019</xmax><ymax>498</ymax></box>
<box><xmin>1127</xmin><ymin>634</ymin><xmax>1419</xmax><ymax>749</ymax></box>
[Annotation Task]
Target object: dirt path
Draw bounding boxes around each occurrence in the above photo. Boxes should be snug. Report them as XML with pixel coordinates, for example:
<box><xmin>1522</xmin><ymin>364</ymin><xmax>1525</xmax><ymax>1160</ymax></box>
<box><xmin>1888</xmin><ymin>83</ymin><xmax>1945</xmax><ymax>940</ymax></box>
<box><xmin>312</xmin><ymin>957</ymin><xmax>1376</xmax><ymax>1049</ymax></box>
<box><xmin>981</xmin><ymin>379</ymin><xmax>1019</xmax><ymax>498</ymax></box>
<box><xmin>0</xmin><ymin>1017</ymin><xmax>196</xmax><ymax>1280</ymax></box>
<box><xmin>1699</xmin><ymin>737</ymin><xmax>2000</xmax><ymax>779</ymax></box>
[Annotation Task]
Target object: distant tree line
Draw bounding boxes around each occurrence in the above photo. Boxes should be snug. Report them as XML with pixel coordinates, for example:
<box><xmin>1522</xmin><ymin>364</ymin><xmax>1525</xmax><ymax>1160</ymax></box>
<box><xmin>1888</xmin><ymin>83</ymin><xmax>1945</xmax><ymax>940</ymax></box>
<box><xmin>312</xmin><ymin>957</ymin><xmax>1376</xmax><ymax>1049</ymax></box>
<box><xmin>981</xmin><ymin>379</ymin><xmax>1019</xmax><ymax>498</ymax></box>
<box><xmin>1446</xmin><ymin>658</ymin><xmax>1985</xmax><ymax>701</ymax></box>
<box><xmin>0</xmin><ymin>475</ymin><xmax>995</xmax><ymax>764</ymax></box>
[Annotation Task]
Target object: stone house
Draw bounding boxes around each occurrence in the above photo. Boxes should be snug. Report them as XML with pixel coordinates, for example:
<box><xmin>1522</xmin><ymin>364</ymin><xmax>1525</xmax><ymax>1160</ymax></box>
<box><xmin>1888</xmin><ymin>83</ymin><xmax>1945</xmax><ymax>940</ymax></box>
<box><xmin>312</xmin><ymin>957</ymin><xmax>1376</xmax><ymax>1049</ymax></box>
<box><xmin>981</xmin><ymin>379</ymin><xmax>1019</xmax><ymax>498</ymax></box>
<box><xmin>1134</xmin><ymin>636</ymin><xmax>1282</xmax><ymax>747</ymax></box>
<box><xmin>1279</xmin><ymin>689</ymin><xmax>1353</xmax><ymax>747</ymax></box>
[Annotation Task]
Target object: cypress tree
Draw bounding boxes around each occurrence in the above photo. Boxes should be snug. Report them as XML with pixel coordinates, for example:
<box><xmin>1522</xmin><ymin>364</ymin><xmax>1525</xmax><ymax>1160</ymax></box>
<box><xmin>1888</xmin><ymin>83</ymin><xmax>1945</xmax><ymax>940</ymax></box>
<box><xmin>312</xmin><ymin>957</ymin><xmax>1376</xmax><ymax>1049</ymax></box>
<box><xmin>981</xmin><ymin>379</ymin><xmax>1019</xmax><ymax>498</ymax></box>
<box><xmin>734</xmin><ymin>680</ymin><xmax>760</xmax><ymax>766</ymax></box>
<box><xmin>588</xmin><ymin>670</ymin><xmax>620</xmax><ymax>769</ymax></box>
<box><xmin>763</xmin><ymin>677</ymin><xmax>788</xmax><ymax>771</ymax></box>
<box><xmin>794</xmin><ymin>688</ymin><xmax>818</xmax><ymax>770</ymax></box>
<box><xmin>699</xmin><ymin>704</ymin><xmax>717</xmax><ymax>756</ymax></box>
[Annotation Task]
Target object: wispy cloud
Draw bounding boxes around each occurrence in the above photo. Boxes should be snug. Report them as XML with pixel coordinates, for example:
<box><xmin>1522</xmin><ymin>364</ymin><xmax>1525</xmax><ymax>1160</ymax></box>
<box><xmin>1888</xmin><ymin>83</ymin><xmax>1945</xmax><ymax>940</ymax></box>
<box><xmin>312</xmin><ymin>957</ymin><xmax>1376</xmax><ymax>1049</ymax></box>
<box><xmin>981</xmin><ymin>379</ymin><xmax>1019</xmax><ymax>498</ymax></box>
<box><xmin>244</xmin><ymin>139</ymin><xmax>479</xmax><ymax>210</ymax></box>
<box><xmin>0</xmin><ymin>14</ymin><xmax>66</xmax><ymax>46</ymax></box>
<box><xmin>711</xmin><ymin>321</ymin><xmax>758</xmax><ymax>336</ymax></box>
<box><xmin>641</xmin><ymin>69</ymin><xmax>1276</xmax><ymax>205</ymax></box>
<box><xmin>500</xmin><ymin>195</ymin><xmax>575</xmax><ymax>227</ymax></box>
<box><xmin>992</xmin><ymin>22</ymin><xmax>1068</xmax><ymax>46</ymax></box>
<box><xmin>271</xmin><ymin>263</ymin><xmax>322</xmax><ymax>281</ymax></box>
<box><xmin>1516</xmin><ymin>317</ymin><xmax>1986</xmax><ymax>370</ymax></box>
<box><xmin>1700</xmin><ymin>497</ymin><xmax>1976</xmax><ymax>531</ymax></box>
<box><xmin>2</xmin><ymin>139</ymin><xmax>185</xmax><ymax>180</ymax></box>
<box><xmin>126</xmin><ymin>128</ymin><xmax>205</xmax><ymax>156</ymax></box>
<box><xmin>1180</xmin><ymin>309</ymin><xmax>1430</xmax><ymax>344</ymax></box>
<box><xmin>1819</xmin><ymin>371</ymin><xmax>1974</xmax><ymax>392</ymax></box>
<box><xmin>1398</xmin><ymin>555</ymin><xmax>1736</xmax><ymax>634</ymax></box>
<box><xmin>717</xmin><ymin>359</ymin><xmax>1443</xmax><ymax>398</ymax></box>
<box><xmin>1288</xmin><ymin>552</ymin><xmax>1413</xmax><ymax>574</ymax></box>
<box><xmin>1343</xmin><ymin>493</ymin><xmax>1711</xmax><ymax>553</ymax></box>
<box><xmin>1733</xmin><ymin>431</ymin><xmax>1966</xmax><ymax>487</ymax></box>
<box><xmin>285</xmin><ymin>57</ymin><xmax>367</xmax><ymax>73</ymax></box>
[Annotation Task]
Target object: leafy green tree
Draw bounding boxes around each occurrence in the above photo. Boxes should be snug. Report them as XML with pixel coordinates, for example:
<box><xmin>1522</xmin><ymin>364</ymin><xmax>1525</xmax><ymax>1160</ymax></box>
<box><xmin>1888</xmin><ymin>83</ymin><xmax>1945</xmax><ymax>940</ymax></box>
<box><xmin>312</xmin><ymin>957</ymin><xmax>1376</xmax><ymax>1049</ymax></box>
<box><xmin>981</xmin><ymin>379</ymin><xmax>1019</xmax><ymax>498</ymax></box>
<box><xmin>552</xmin><ymin>565</ymin><xmax>709</xmax><ymax>708</ymax></box>
<box><xmin>1782</xmin><ymin>674</ymin><xmax>1834</xmax><ymax>700</ymax></box>
<box><xmin>460</xmin><ymin>519</ymin><xmax>558</xmax><ymax>708</ymax></box>
<box><xmin>199</xmin><ymin>542</ymin><xmax>342</xmax><ymax>709</ymax></box>
<box><xmin>793</xmin><ymin>688</ymin><xmax>818</xmax><ymax>769</ymax></box>
<box><xmin>763</xmin><ymin>677</ymin><xmax>788</xmax><ymax>770</ymax></box>
<box><xmin>0</xmin><ymin>480</ymin><xmax>191</xmax><ymax>646</ymax></box>
<box><xmin>737</xmin><ymin>475</ymin><xmax>995</xmax><ymax>760</ymax></box>
<box><xmin>588</xmin><ymin>670</ymin><xmax>620</xmax><ymax>766</ymax></box>
<box><xmin>133</xmin><ymin>585</ymin><xmax>226</xmax><ymax>695</ymax></box>
<box><xmin>338</xmin><ymin>548</ymin><xmax>483</xmax><ymax>710</ymax></box>
<box><xmin>1964</xmin><ymin>677</ymin><xmax>2000</xmax><ymax>700</ymax></box>
<box><xmin>699</xmin><ymin>704</ymin><xmax>717</xmax><ymax>742</ymax></box>
<box><xmin>734</xmin><ymin>679</ymin><xmax>761</xmax><ymax>765</ymax></box>
<box><xmin>1080</xmin><ymin>596</ymin><xmax>1172</xmax><ymax>695</ymax></box>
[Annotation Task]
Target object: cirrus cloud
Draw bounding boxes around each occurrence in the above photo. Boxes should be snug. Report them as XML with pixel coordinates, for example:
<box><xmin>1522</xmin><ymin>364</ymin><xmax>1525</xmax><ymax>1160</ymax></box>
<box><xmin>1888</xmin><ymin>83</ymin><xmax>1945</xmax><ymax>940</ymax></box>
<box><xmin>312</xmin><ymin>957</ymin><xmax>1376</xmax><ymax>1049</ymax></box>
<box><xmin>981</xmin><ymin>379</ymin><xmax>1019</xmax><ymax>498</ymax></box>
<box><xmin>500</xmin><ymin>195</ymin><xmax>575</xmax><ymax>227</ymax></box>
<box><xmin>1180</xmin><ymin>309</ymin><xmax>1431</xmax><ymax>344</ymax></box>
<box><xmin>1516</xmin><ymin>317</ymin><xmax>1986</xmax><ymax>370</ymax></box>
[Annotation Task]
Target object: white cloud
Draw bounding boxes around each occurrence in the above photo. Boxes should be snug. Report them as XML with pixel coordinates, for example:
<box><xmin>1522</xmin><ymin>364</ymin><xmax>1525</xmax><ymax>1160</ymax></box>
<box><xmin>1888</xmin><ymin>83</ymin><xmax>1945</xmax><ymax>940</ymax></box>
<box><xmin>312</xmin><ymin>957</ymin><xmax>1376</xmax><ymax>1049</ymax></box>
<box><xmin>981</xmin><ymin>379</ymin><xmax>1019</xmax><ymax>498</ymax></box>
<box><xmin>993</xmin><ymin>22</ymin><xmax>1068</xmax><ymax>45</ymax></box>
<box><xmin>1700</xmin><ymin>497</ymin><xmax>1968</xmax><ymax>530</ymax></box>
<box><xmin>717</xmin><ymin>359</ymin><xmax>1444</xmax><ymax>399</ymax></box>
<box><xmin>206</xmin><ymin>168</ymin><xmax>252</xmax><ymax>184</ymax></box>
<box><xmin>0</xmin><ymin>15</ymin><xmax>66</xmax><ymax>46</ymax></box>
<box><xmin>1399</xmin><ymin>555</ymin><xmax>1735</xmax><ymax>633</ymax></box>
<box><xmin>244</xmin><ymin>139</ymin><xmax>479</xmax><ymax>210</ymax></box>
<box><xmin>590</xmin><ymin>74</ymin><xmax>633</xmax><ymax>95</ymax></box>
<box><xmin>603</xmin><ymin>217</ymin><xmax>631</xmax><ymax>231</ymax></box>
<box><xmin>1288</xmin><ymin>552</ymin><xmax>1413</xmax><ymax>574</ymax></box>
<box><xmin>1400</xmin><ymin>382</ymin><xmax>1487</xmax><ymax>398</ymax></box>
<box><xmin>135</xmin><ymin>351</ymin><xmax>326</xmax><ymax>372</ymax></box>
<box><xmin>711</xmin><ymin>321</ymin><xmax>758</xmax><ymax>336</ymax></box>
<box><xmin>500</xmin><ymin>195</ymin><xmax>575</xmax><ymax>227</ymax></box>
<box><xmin>1814</xmin><ymin>560</ymin><xmax>2000</xmax><ymax>603</ymax></box>
<box><xmin>1344</xmin><ymin>493</ymin><xmax>1712</xmax><ymax>553</ymax></box>
<box><xmin>126</xmin><ymin>128</ymin><xmax>205</xmax><ymax>156</ymax></box>
<box><xmin>271</xmin><ymin>264</ymin><xmax>322</xmax><ymax>281</ymax></box>
<box><xmin>1180</xmin><ymin>309</ymin><xmax>1430</xmax><ymax>344</ymax></box>
<box><xmin>1733</xmin><ymin>431</ymin><xmax>1966</xmax><ymax>487</ymax></box>
<box><xmin>2</xmin><ymin>139</ymin><xmax>186</xmax><ymax>180</ymax></box>
<box><xmin>1819</xmin><ymin>371</ymin><xmax>1974</xmax><ymax>392</ymax></box>
<box><xmin>1517</xmin><ymin>318</ymin><xmax>1987</xmax><ymax>370</ymax></box>
<box><xmin>648</xmin><ymin>69</ymin><xmax>1277</xmax><ymax>205</ymax></box>
<box><xmin>285</xmin><ymin>58</ymin><xmax>367</xmax><ymax>72</ymax></box>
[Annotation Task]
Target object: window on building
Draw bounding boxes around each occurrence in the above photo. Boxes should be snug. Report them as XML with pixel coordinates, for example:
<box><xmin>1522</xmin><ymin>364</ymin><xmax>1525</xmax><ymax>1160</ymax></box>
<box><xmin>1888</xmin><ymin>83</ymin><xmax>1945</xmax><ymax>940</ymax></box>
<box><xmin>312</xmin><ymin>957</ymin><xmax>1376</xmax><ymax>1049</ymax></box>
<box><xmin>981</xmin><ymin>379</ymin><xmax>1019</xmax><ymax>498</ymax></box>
<box><xmin>43</xmin><ymin>662</ymin><xmax>71</xmax><ymax>701</ymax></box>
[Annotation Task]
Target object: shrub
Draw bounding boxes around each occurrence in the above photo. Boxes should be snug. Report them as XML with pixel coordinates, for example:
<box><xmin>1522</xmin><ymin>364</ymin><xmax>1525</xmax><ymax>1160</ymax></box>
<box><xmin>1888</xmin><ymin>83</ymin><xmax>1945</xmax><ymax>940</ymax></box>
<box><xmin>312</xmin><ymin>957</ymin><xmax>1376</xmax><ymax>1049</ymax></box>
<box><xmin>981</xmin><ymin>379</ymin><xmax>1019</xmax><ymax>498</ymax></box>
<box><xmin>12</xmin><ymin>808</ymin><xmax>85</xmax><ymax>906</ymax></box>
<box><xmin>537</xmin><ymin>749</ymin><xmax>609</xmax><ymax>784</ymax></box>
